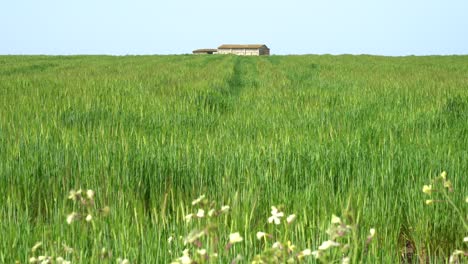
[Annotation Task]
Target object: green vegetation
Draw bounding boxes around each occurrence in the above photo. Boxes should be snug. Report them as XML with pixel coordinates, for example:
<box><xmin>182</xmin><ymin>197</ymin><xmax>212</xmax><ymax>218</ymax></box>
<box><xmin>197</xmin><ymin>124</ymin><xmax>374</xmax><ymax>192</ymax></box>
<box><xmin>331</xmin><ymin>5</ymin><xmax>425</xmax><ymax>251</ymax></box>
<box><xmin>1</xmin><ymin>54</ymin><xmax>467</xmax><ymax>263</ymax></box>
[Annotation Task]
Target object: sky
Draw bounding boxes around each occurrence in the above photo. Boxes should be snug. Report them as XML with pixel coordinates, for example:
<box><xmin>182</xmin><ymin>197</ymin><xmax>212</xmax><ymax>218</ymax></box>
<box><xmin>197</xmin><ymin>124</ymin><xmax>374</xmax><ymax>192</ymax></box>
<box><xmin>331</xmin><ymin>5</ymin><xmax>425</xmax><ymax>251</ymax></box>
<box><xmin>1</xmin><ymin>0</ymin><xmax>467</xmax><ymax>56</ymax></box>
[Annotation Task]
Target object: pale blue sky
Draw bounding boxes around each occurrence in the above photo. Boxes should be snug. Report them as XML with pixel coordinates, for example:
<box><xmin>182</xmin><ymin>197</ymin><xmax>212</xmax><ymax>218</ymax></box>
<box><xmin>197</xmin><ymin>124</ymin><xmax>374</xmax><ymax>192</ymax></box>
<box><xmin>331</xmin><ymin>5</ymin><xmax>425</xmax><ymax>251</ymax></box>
<box><xmin>1</xmin><ymin>0</ymin><xmax>467</xmax><ymax>55</ymax></box>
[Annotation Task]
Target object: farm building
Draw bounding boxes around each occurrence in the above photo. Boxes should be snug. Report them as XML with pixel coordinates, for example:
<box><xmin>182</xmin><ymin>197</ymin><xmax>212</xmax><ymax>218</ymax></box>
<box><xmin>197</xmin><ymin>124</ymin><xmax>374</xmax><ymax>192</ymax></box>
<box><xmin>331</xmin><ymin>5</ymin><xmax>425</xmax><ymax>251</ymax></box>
<box><xmin>193</xmin><ymin>49</ymin><xmax>218</xmax><ymax>55</ymax></box>
<box><xmin>217</xmin><ymin>44</ymin><xmax>270</xmax><ymax>56</ymax></box>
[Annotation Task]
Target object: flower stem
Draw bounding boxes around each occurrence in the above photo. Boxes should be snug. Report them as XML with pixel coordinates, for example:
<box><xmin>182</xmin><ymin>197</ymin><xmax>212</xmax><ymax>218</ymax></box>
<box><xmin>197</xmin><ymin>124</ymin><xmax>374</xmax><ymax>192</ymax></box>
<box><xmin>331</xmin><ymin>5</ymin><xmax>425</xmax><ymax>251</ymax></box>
<box><xmin>441</xmin><ymin>189</ymin><xmax>468</xmax><ymax>231</ymax></box>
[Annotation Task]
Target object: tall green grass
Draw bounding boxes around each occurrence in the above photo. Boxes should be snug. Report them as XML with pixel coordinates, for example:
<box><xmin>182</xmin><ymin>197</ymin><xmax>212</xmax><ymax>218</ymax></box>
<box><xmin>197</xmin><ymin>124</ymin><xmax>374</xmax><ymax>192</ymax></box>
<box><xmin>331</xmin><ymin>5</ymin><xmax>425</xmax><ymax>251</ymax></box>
<box><xmin>0</xmin><ymin>54</ymin><xmax>467</xmax><ymax>263</ymax></box>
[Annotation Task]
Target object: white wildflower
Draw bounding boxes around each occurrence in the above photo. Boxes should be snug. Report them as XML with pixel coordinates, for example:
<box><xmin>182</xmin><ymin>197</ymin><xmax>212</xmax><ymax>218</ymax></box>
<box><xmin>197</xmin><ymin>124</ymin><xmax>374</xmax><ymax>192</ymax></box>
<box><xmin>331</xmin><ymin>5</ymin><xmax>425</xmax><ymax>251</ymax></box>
<box><xmin>184</xmin><ymin>230</ymin><xmax>205</xmax><ymax>244</ymax></box>
<box><xmin>38</xmin><ymin>256</ymin><xmax>48</xmax><ymax>261</ymax></box>
<box><xmin>286</xmin><ymin>214</ymin><xmax>296</xmax><ymax>224</ymax></box>
<box><xmin>29</xmin><ymin>257</ymin><xmax>38</xmax><ymax>263</ymax></box>
<box><xmin>449</xmin><ymin>255</ymin><xmax>455</xmax><ymax>263</ymax></box>
<box><xmin>256</xmin><ymin>231</ymin><xmax>267</xmax><ymax>240</ymax></box>
<box><xmin>178</xmin><ymin>249</ymin><xmax>192</xmax><ymax>264</ymax></box>
<box><xmin>272</xmin><ymin>241</ymin><xmax>282</xmax><ymax>249</ymax></box>
<box><xmin>444</xmin><ymin>180</ymin><xmax>452</xmax><ymax>189</ymax></box>
<box><xmin>318</xmin><ymin>240</ymin><xmax>340</xmax><ymax>250</ymax></box>
<box><xmin>463</xmin><ymin>236</ymin><xmax>468</xmax><ymax>242</ymax></box>
<box><xmin>369</xmin><ymin>228</ymin><xmax>376</xmax><ymax>238</ymax></box>
<box><xmin>56</xmin><ymin>257</ymin><xmax>70</xmax><ymax>264</ymax></box>
<box><xmin>229</xmin><ymin>232</ymin><xmax>243</xmax><ymax>244</ymax></box>
<box><xmin>62</xmin><ymin>244</ymin><xmax>74</xmax><ymax>253</ymax></box>
<box><xmin>196</xmin><ymin>209</ymin><xmax>205</xmax><ymax>218</ymax></box>
<box><xmin>342</xmin><ymin>257</ymin><xmax>350</xmax><ymax>264</ymax></box>
<box><xmin>221</xmin><ymin>205</ymin><xmax>230</xmax><ymax>213</ymax></box>
<box><xmin>184</xmin><ymin>213</ymin><xmax>194</xmax><ymax>222</ymax></box>
<box><xmin>191</xmin><ymin>195</ymin><xmax>205</xmax><ymax>205</ymax></box>
<box><xmin>208</xmin><ymin>209</ymin><xmax>215</xmax><ymax>217</ymax></box>
<box><xmin>268</xmin><ymin>206</ymin><xmax>284</xmax><ymax>225</ymax></box>
<box><xmin>441</xmin><ymin>171</ymin><xmax>447</xmax><ymax>179</ymax></box>
<box><xmin>66</xmin><ymin>212</ymin><xmax>78</xmax><ymax>224</ymax></box>
<box><xmin>331</xmin><ymin>214</ymin><xmax>341</xmax><ymax>224</ymax></box>
<box><xmin>117</xmin><ymin>258</ymin><xmax>130</xmax><ymax>264</ymax></box>
<box><xmin>85</xmin><ymin>214</ymin><xmax>92</xmax><ymax>222</ymax></box>
<box><xmin>68</xmin><ymin>190</ymin><xmax>78</xmax><ymax>200</ymax></box>
<box><xmin>297</xmin><ymin>249</ymin><xmax>312</xmax><ymax>260</ymax></box>
<box><xmin>197</xmin><ymin>249</ymin><xmax>207</xmax><ymax>255</ymax></box>
<box><xmin>422</xmin><ymin>185</ymin><xmax>433</xmax><ymax>194</ymax></box>
<box><xmin>311</xmin><ymin>250</ymin><xmax>321</xmax><ymax>259</ymax></box>
<box><xmin>31</xmin><ymin>242</ymin><xmax>42</xmax><ymax>252</ymax></box>
<box><xmin>86</xmin><ymin>189</ymin><xmax>95</xmax><ymax>199</ymax></box>
<box><xmin>287</xmin><ymin>240</ymin><xmax>296</xmax><ymax>252</ymax></box>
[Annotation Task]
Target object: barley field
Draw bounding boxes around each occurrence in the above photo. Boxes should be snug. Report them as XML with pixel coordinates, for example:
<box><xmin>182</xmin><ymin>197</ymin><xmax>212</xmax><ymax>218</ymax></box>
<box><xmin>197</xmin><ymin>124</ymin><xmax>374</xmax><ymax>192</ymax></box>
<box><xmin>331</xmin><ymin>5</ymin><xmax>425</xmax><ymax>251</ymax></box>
<box><xmin>1</xmin><ymin>54</ymin><xmax>467</xmax><ymax>263</ymax></box>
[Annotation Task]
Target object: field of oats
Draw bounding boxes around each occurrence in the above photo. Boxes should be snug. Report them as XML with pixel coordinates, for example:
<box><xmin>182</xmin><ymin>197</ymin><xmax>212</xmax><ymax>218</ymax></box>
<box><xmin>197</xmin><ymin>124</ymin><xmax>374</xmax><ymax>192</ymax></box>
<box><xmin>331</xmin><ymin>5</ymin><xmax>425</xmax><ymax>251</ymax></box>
<box><xmin>1</xmin><ymin>54</ymin><xmax>467</xmax><ymax>263</ymax></box>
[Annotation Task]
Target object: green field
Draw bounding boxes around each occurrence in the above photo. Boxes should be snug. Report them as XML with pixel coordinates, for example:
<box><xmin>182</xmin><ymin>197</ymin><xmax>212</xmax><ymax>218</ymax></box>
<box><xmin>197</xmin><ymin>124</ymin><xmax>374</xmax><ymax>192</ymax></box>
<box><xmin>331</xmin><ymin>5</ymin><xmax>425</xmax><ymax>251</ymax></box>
<box><xmin>1</xmin><ymin>55</ymin><xmax>467</xmax><ymax>263</ymax></box>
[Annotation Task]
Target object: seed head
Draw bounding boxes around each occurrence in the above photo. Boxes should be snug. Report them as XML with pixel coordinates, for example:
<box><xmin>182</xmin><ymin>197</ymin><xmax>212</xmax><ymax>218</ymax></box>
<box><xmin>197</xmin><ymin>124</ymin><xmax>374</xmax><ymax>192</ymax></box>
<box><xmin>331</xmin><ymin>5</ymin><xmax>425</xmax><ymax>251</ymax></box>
<box><xmin>101</xmin><ymin>206</ymin><xmax>111</xmax><ymax>216</ymax></box>
<box><xmin>443</xmin><ymin>180</ymin><xmax>452</xmax><ymax>190</ymax></box>
<box><xmin>287</xmin><ymin>240</ymin><xmax>296</xmax><ymax>252</ymax></box>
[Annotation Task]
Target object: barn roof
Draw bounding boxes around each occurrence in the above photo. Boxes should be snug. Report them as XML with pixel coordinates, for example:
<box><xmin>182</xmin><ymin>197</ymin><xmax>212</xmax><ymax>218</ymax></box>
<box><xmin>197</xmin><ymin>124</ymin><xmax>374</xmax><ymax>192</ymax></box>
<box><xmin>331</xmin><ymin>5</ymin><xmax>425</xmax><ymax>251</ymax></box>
<box><xmin>218</xmin><ymin>44</ymin><xmax>268</xmax><ymax>49</ymax></box>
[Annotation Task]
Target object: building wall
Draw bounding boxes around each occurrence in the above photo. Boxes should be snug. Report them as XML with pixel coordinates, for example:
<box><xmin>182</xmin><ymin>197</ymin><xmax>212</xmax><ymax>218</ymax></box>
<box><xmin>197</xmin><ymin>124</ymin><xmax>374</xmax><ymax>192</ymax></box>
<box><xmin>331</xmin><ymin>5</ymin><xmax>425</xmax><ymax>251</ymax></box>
<box><xmin>217</xmin><ymin>48</ymin><xmax>264</xmax><ymax>56</ymax></box>
<box><xmin>193</xmin><ymin>51</ymin><xmax>216</xmax><ymax>55</ymax></box>
<box><xmin>259</xmin><ymin>47</ymin><xmax>270</xmax><ymax>55</ymax></box>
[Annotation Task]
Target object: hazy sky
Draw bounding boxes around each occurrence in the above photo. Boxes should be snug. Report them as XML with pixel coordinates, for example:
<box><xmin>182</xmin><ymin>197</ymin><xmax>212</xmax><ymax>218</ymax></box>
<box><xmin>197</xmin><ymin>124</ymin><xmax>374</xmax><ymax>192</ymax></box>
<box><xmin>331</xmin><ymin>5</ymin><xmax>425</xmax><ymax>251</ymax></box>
<box><xmin>1</xmin><ymin>0</ymin><xmax>467</xmax><ymax>55</ymax></box>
